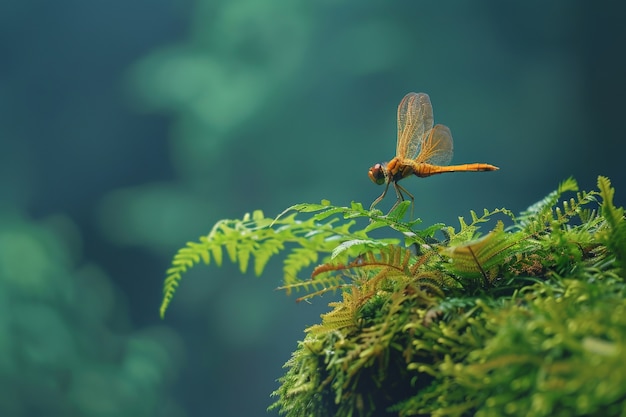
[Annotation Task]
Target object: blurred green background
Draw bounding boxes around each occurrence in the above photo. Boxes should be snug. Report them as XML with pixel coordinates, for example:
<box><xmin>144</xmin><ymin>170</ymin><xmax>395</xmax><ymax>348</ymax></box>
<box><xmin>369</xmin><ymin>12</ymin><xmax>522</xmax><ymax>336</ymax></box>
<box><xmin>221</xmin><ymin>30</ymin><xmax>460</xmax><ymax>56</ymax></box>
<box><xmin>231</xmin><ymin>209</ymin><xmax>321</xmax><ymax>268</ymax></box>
<box><xmin>1</xmin><ymin>0</ymin><xmax>625</xmax><ymax>416</ymax></box>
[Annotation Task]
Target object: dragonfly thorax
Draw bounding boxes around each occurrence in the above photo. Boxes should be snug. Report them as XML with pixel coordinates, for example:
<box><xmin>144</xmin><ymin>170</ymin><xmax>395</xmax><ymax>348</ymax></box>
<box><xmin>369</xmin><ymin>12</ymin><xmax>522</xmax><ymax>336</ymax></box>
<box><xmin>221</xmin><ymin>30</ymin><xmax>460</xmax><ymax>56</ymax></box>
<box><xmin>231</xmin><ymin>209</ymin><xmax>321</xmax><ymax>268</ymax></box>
<box><xmin>385</xmin><ymin>157</ymin><xmax>417</xmax><ymax>182</ymax></box>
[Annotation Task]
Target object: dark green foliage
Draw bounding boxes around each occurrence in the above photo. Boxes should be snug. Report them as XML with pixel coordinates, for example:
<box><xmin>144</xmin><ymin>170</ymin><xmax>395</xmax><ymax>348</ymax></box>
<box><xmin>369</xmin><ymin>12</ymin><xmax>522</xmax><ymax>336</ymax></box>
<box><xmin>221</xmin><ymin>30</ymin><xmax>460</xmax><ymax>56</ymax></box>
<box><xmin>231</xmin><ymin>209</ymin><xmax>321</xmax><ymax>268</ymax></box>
<box><xmin>160</xmin><ymin>177</ymin><xmax>626</xmax><ymax>416</ymax></box>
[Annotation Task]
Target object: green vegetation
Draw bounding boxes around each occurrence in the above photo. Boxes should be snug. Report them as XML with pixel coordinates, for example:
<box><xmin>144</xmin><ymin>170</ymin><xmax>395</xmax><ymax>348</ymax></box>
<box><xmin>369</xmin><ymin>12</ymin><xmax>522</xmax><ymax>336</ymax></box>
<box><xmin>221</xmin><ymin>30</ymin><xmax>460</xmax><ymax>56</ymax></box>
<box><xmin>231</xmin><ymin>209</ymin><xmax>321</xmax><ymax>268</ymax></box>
<box><xmin>161</xmin><ymin>176</ymin><xmax>626</xmax><ymax>416</ymax></box>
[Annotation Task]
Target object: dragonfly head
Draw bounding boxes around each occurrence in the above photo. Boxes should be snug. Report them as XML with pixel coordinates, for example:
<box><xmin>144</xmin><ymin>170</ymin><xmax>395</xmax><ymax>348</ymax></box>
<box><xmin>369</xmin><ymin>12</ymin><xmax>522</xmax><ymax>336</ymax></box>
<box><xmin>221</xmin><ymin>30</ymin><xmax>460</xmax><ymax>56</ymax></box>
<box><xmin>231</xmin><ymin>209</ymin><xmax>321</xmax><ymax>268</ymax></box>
<box><xmin>368</xmin><ymin>163</ymin><xmax>387</xmax><ymax>185</ymax></box>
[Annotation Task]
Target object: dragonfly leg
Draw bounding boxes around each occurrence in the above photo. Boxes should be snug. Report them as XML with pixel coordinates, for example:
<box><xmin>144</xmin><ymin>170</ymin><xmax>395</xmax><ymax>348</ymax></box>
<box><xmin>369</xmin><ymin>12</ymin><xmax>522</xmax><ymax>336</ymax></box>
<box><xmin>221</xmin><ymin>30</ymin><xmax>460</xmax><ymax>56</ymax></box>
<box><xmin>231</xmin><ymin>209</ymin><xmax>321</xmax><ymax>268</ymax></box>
<box><xmin>390</xmin><ymin>182</ymin><xmax>415</xmax><ymax>218</ymax></box>
<box><xmin>369</xmin><ymin>180</ymin><xmax>391</xmax><ymax>210</ymax></box>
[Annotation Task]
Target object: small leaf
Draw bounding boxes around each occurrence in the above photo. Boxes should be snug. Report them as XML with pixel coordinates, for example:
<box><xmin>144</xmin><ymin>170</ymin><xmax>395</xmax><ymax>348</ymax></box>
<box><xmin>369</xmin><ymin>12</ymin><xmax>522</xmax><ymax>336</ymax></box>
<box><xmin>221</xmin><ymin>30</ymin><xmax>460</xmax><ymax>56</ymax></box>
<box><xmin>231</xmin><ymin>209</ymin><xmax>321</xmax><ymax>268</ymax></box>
<box><xmin>252</xmin><ymin>209</ymin><xmax>265</xmax><ymax>221</ymax></box>
<box><xmin>387</xmin><ymin>200</ymin><xmax>412</xmax><ymax>220</ymax></box>
<box><xmin>225</xmin><ymin>239</ymin><xmax>238</xmax><ymax>263</ymax></box>
<box><xmin>211</xmin><ymin>244</ymin><xmax>223</xmax><ymax>267</ymax></box>
<box><xmin>558</xmin><ymin>176</ymin><xmax>578</xmax><ymax>194</ymax></box>
<box><xmin>350</xmin><ymin>201</ymin><xmax>365</xmax><ymax>211</ymax></box>
<box><xmin>237</xmin><ymin>241</ymin><xmax>254</xmax><ymax>273</ymax></box>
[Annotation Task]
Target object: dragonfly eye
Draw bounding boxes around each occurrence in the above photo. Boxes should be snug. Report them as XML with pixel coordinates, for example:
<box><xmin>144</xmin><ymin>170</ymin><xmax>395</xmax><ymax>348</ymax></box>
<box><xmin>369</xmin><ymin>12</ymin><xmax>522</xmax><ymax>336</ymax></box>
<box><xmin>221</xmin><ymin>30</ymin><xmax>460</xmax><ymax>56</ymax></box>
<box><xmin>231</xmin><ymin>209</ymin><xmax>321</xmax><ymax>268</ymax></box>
<box><xmin>368</xmin><ymin>164</ymin><xmax>386</xmax><ymax>185</ymax></box>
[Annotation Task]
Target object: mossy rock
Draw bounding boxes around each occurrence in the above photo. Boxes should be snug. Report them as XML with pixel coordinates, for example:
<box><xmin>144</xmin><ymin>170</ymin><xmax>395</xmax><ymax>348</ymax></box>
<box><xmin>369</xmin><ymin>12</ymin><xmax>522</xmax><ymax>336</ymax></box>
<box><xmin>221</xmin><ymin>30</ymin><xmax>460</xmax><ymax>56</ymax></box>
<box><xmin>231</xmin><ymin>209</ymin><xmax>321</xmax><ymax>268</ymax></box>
<box><xmin>161</xmin><ymin>176</ymin><xmax>626</xmax><ymax>417</ymax></box>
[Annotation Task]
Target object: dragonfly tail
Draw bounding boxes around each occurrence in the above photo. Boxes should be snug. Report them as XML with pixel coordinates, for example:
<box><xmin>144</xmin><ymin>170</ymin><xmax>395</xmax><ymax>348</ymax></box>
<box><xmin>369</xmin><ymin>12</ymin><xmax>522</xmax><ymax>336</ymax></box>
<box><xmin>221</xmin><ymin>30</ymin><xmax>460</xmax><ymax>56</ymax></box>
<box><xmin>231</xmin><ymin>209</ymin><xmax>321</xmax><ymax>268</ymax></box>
<box><xmin>415</xmin><ymin>163</ymin><xmax>499</xmax><ymax>177</ymax></box>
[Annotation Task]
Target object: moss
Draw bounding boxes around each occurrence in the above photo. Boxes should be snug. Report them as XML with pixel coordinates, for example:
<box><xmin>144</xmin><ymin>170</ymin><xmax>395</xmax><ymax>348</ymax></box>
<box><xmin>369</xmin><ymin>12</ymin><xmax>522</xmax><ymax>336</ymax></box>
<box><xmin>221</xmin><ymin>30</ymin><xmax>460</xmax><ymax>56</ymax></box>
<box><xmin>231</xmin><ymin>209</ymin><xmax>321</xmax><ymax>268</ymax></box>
<box><xmin>161</xmin><ymin>176</ymin><xmax>626</xmax><ymax>416</ymax></box>
<box><xmin>268</xmin><ymin>177</ymin><xmax>626</xmax><ymax>416</ymax></box>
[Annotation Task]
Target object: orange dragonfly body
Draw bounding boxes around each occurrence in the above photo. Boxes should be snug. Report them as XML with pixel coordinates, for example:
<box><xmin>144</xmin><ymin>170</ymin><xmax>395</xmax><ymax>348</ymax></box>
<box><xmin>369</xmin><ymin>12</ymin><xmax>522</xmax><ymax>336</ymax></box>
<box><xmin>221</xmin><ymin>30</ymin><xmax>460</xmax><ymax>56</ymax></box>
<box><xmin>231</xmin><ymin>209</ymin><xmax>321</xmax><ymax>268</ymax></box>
<box><xmin>368</xmin><ymin>92</ymin><xmax>498</xmax><ymax>212</ymax></box>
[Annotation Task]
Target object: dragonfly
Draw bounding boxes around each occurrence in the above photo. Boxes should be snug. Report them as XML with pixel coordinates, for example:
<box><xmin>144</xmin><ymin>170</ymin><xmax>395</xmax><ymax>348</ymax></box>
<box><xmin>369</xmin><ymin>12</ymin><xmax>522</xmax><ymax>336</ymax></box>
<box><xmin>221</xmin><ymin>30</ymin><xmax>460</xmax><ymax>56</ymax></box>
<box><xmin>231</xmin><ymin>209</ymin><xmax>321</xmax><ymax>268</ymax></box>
<box><xmin>368</xmin><ymin>92</ymin><xmax>499</xmax><ymax>213</ymax></box>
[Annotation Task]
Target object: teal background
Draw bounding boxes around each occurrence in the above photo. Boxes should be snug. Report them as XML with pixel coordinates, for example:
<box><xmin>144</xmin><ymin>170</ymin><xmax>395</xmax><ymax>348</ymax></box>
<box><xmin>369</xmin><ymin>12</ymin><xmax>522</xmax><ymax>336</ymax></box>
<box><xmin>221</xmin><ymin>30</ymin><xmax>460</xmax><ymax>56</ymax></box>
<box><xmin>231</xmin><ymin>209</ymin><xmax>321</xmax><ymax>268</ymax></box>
<box><xmin>1</xmin><ymin>1</ymin><xmax>625</xmax><ymax>416</ymax></box>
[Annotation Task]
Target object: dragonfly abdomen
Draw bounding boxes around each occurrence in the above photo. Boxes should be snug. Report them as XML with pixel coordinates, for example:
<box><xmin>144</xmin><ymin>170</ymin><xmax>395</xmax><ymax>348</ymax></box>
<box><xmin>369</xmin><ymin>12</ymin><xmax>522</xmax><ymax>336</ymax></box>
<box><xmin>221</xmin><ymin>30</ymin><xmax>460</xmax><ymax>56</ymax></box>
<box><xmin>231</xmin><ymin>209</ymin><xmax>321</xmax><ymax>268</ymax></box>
<box><xmin>412</xmin><ymin>162</ymin><xmax>499</xmax><ymax>178</ymax></box>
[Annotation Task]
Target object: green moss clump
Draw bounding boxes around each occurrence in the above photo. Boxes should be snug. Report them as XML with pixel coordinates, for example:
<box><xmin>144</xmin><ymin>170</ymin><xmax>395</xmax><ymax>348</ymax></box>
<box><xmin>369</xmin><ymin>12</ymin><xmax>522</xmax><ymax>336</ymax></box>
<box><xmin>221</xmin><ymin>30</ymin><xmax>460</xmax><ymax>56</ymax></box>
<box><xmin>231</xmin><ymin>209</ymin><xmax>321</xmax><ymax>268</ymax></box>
<box><xmin>160</xmin><ymin>176</ymin><xmax>626</xmax><ymax>416</ymax></box>
<box><xmin>269</xmin><ymin>177</ymin><xmax>626</xmax><ymax>417</ymax></box>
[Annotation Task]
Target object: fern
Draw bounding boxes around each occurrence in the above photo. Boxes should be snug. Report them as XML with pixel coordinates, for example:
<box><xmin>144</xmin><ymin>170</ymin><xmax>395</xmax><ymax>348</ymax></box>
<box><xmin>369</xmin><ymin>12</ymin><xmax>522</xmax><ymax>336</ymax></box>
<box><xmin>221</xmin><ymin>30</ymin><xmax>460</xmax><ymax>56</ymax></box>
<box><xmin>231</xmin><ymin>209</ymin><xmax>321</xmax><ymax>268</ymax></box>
<box><xmin>160</xmin><ymin>201</ymin><xmax>435</xmax><ymax>317</ymax></box>
<box><xmin>307</xmin><ymin>287</ymin><xmax>365</xmax><ymax>336</ymax></box>
<box><xmin>443</xmin><ymin>222</ymin><xmax>528</xmax><ymax>288</ymax></box>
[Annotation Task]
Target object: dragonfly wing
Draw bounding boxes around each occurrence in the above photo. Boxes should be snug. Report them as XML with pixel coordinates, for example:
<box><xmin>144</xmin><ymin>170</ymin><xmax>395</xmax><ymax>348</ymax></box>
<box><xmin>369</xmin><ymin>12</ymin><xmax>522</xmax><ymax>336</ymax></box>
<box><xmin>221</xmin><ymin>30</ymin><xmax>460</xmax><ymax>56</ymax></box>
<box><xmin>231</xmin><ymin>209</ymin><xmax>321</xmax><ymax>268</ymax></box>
<box><xmin>416</xmin><ymin>124</ymin><xmax>454</xmax><ymax>166</ymax></box>
<box><xmin>396</xmin><ymin>92</ymin><xmax>434</xmax><ymax>159</ymax></box>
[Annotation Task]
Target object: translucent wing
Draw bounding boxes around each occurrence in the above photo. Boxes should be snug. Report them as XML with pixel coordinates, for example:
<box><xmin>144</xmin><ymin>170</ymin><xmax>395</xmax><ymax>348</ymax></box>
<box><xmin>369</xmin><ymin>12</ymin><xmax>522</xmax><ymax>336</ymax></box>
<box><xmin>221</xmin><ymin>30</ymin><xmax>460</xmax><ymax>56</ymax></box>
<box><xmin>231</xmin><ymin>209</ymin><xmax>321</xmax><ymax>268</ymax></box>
<box><xmin>415</xmin><ymin>124</ymin><xmax>454</xmax><ymax>165</ymax></box>
<box><xmin>396</xmin><ymin>92</ymin><xmax>434</xmax><ymax>159</ymax></box>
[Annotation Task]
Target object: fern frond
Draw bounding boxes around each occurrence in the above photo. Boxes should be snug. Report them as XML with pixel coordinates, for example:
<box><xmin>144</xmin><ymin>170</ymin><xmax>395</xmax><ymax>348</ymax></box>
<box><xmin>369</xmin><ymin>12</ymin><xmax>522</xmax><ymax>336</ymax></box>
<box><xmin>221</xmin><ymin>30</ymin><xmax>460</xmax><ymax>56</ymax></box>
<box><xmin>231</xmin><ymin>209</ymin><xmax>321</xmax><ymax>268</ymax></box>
<box><xmin>313</xmin><ymin>245</ymin><xmax>413</xmax><ymax>279</ymax></box>
<box><xmin>160</xmin><ymin>238</ymin><xmax>215</xmax><ymax>318</ymax></box>
<box><xmin>451</xmin><ymin>208</ymin><xmax>515</xmax><ymax>244</ymax></box>
<box><xmin>283</xmin><ymin>246</ymin><xmax>319</xmax><ymax>284</ymax></box>
<box><xmin>279</xmin><ymin>200</ymin><xmax>427</xmax><ymax>244</ymax></box>
<box><xmin>278</xmin><ymin>272</ymin><xmax>348</xmax><ymax>299</ymax></box>
<box><xmin>597</xmin><ymin>176</ymin><xmax>626</xmax><ymax>268</ymax></box>
<box><xmin>443</xmin><ymin>222</ymin><xmax>527</xmax><ymax>288</ymax></box>
<box><xmin>517</xmin><ymin>177</ymin><xmax>580</xmax><ymax>233</ymax></box>
<box><xmin>318</xmin><ymin>245</ymin><xmax>449</xmax><ymax>301</ymax></box>
<box><xmin>307</xmin><ymin>288</ymin><xmax>365</xmax><ymax>335</ymax></box>
<box><xmin>161</xmin><ymin>199</ymin><xmax>453</xmax><ymax>317</ymax></box>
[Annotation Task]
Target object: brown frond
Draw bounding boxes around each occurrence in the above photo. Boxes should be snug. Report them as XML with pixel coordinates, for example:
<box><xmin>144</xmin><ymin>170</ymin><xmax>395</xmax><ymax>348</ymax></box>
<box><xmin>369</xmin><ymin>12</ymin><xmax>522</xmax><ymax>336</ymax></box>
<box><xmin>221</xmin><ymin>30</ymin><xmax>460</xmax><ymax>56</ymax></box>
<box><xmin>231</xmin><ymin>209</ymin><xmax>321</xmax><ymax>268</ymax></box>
<box><xmin>308</xmin><ymin>287</ymin><xmax>367</xmax><ymax>335</ymax></box>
